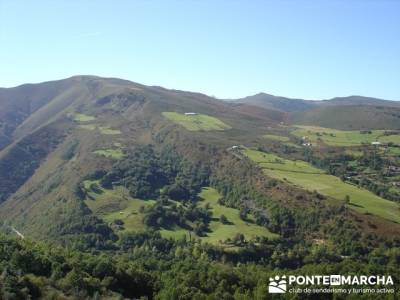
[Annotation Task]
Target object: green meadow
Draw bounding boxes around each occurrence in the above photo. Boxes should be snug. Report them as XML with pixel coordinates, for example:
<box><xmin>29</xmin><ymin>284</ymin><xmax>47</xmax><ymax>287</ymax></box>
<box><xmin>73</xmin><ymin>112</ymin><xmax>121</xmax><ymax>135</ymax></box>
<box><xmin>84</xmin><ymin>181</ymin><xmax>276</xmax><ymax>245</ymax></box>
<box><xmin>291</xmin><ymin>125</ymin><xmax>400</xmax><ymax>146</ymax></box>
<box><xmin>245</xmin><ymin>149</ymin><xmax>323</xmax><ymax>174</ymax></box>
<box><xmin>162</xmin><ymin>112</ymin><xmax>231</xmax><ymax>131</ymax></box>
<box><xmin>78</xmin><ymin>124</ymin><xmax>121</xmax><ymax>135</ymax></box>
<box><xmin>387</xmin><ymin>147</ymin><xmax>400</xmax><ymax>155</ymax></box>
<box><xmin>93</xmin><ymin>149</ymin><xmax>124</xmax><ymax>159</ymax></box>
<box><xmin>73</xmin><ymin>113</ymin><xmax>96</xmax><ymax>122</ymax></box>
<box><xmin>83</xmin><ymin>180</ymin><xmax>155</xmax><ymax>233</ymax></box>
<box><xmin>379</xmin><ymin>135</ymin><xmax>400</xmax><ymax>145</ymax></box>
<box><xmin>98</xmin><ymin>126</ymin><xmax>122</xmax><ymax>135</ymax></box>
<box><xmin>243</xmin><ymin>148</ymin><xmax>400</xmax><ymax>223</ymax></box>
<box><xmin>197</xmin><ymin>187</ymin><xmax>278</xmax><ymax>244</ymax></box>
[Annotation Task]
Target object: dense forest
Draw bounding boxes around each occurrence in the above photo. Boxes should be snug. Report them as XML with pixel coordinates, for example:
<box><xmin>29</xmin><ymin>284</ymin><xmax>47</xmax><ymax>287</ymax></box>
<box><xmin>0</xmin><ymin>229</ymin><xmax>399</xmax><ymax>299</ymax></box>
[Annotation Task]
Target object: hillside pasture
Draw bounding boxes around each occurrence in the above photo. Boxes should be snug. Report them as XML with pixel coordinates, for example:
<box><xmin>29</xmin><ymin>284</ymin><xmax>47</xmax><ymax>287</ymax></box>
<box><xmin>245</xmin><ymin>149</ymin><xmax>323</xmax><ymax>174</ymax></box>
<box><xmin>73</xmin><ymin>113</ymin><xmax>96</xmax><ymax>122</ymax></box>
<box><xmin>83</xmin><ymin>180</ymin><xmax>155</xmax><ymax>233</ymax></box>
<box><xmin>83</xmin><ymin>182</ymin><xmax>277</xmax><ymax>245</ymax></box>
<box><xmin>291</xmin><ymin>125</ymin><xmax>400</xmax><ymax>146</ymax></box>
<box><xmin>93</xmin><ymin>149</ymin><xmax>124</xmax><ymax>159</ymax></box>
<box><xmin>243</xmin><ymin>148</ymin><xmax>400</xmax><ymax>223</ymax></box>
<box><xmin>162</xmin><ymin>112</ymin><xmax>231</xmax><ymax>131</ymax></box>
<box><xmin>78</xmin><ymin>124</ymin><xmax>121</xmax><ymax>135</ymax></box>
<box><xmin>197</xmin><ymin>187</ymin><xmax>278</xmax><ymax>244</ymax></box>
<box><xmin>98</xmin><ymin>126</ymin><xmax>122</xmax><ymax>135</ymax></box>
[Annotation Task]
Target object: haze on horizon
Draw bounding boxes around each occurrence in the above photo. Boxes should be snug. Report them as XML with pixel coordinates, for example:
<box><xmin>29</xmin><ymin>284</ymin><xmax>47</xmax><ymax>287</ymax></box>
<box><xmin>0</xmin><ymin>0</ymin><xmax>399</xmax><ymax>100</ymax></box>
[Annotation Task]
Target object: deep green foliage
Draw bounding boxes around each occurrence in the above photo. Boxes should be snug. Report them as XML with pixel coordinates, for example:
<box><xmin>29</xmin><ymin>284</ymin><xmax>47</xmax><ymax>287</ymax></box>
<box><xmin>1</xmin><ymin>230</ymin><xmax>399</xmax><ymax>299</ymax></box>
<box><xmin>100</xmin><ymin>145</ymin><xmax>208</xmax><ymax>200</ymax></box>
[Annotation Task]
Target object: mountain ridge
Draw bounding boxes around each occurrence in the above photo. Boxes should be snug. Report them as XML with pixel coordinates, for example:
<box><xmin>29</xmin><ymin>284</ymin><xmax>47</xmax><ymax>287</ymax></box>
<box><xmin>230</xmin><ymin>92</ymin><xmax>400</xmax><ymax>112</ymax></box>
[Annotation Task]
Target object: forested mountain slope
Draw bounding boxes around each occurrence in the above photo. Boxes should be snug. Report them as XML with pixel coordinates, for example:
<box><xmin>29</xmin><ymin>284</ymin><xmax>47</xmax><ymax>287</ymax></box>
<box><xmin>0</xmin><ymin>76</ymin><xmax>399</xmax><ymax>299</ymax></box>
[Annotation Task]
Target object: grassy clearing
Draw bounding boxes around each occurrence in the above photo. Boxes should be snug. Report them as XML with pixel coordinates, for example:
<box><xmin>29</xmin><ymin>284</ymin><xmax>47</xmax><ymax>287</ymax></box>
<box><xmin>263</xmin><ymin>134</ymin><xmax>290</xmax><ymax>142</ymax></box>
<box><xmin>160</xmin><ymin>228</ymin><xmax>190</xmax><ymax>240</ymax></box>
<box><xmin>93</xmin><ymin>149</ymin><xmax>124</xmax><ymax>160</ymax></box>
<box><xmin>73</xmin><ymin>113</ymin><xmax>96</xmax><ymax>122</ymax></box>
<box><xmin>379</xmin><ymin>135</ymin><xmax>400</xmax><ymax>145</ymax></box>
<box><xmin>98</xmin><ymin>126</ymin><xmax>122</xmax><ymax>135</ymax></box>
<box><xmin>102</xmin><ymin>199</ymin><xmax>155</xmax><ymax>231</ymax></box>
<box><xmin>73</xmin><ymin>112</ymin><xmax>121</xmax><ymax>135</ymax></box>
<box><xmin>83</xmin><ymin>180</ymin><xmax>155</xmax><ymax>233</ymax></box>
<box><xmin>245</xmin><ymin>148</ymin><xmax>323</xmax><ymax>174</ymax></box>
<box><xmin>291</xmin><ymin>125</ymin><xmax>400</xmax><ymax>146</ymax></box>
<box><xmin>84</xmin><ymin>181</ymin><xmax>277</xmax><ymax>243</ymax></box>
<box><xmin>387</xmin><ymin>147</ymin><xmax>400</xmax><ymax>155</ymax></box>
<box><xmin>78</xmin><ymin>124</ymin><xmax>121</xmax><ymax>135</ymax></box>
<box><xmin>198</xmin><ymin>187</ymin><xmax>278</xmax><ymax>244</ymax></box>
<box><xmin>243</xmin><ymin>148</ymin><xmax>400</xmax><ymax>223</ymax></box>
<box><xmin>162</xmin><ymin>112</ymin><xmax>231</xmax><ymax>131</ymax></box>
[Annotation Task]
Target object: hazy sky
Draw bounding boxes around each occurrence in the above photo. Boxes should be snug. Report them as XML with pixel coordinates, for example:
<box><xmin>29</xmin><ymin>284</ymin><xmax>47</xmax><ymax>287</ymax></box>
<box><xmin>0</xmin><ymin>0</ymin><xmax>399</xmax><ymax>100</ymax></box>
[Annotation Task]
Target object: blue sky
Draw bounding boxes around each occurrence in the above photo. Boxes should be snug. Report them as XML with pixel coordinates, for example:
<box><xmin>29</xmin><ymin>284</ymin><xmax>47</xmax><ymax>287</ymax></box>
<box><xmin>0</xmin><ymin>0</ymin><xmax>399</xmax><ymax>100</ymax></box>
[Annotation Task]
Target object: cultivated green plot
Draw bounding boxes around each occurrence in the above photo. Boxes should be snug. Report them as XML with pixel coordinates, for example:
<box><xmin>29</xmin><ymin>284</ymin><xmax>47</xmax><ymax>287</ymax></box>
<box><xmin>93</xmin><ymin>149</ymin><xmax>124</xmax><ymax>159</ymax></box>
<box><xmin>78</xmin><ymin>124</ymin><xmax>121</xmax><ymax>135</ymax></box>
<box><xmin>73</xmin><ymin>113</ymin><xmax>96</xmax><ymax>122</ymax></box>
<box><xmin>98</xmin><ymin>126</ymin><xmax>122</xmax><ymax>135</ymax></box>
<box><xmin>198</xmin><ymin>187</ymin><xmax>278</xmax><ymax>244</ymax></box>
<box><xmin>387</xmin><ymin>147</ymin><xmax>400</xmax><ymax>156</ymax></box>
<box><xmin>379</xmin><ymin>135</ymin><xmax>400</xmax><ymax>145</ymax></box>
<box><xmin>245</xmin><ymin>148</ymin><xmax>324</xmax><ymax>174</ymax></box>
<box><xmin>291</xmin><ymin>125</ymin><xmax>400</xmax><ymax>146</ymax></box>
<box><xmin>243</xmin><ymin>148</ymin><xmax>400</xmax><ymax>223</ymax></box>
<box><xmin>263</xmin><ymin>134</ymin><xmax>290</xmax><ymax>142</ymax></box>
<box><xmin>160</xmin><ymin>228</ymin><xmax>190</xmax><ymax>240</ymax></box>
<box><xmin>162</xmin><ymin>112</ymin><xmax>231</xmax><ymax>131</ymax></box>
<box><xmin>83</xmin><ymin>180</ymin><xmax>155</xmax><ymax>233</ymax></box>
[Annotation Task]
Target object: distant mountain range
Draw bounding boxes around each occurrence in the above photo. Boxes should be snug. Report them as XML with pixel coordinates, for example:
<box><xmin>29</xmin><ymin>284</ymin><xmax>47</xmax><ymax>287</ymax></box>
<box><xmin>226</xmin><ymin>92</ymin><xmax>400</xmax><ymax>130</ymax></box>
<box><xmin>229</xmin><ymin>92</ymin><xmax>400</xmax><ymax>113</ymax></box>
